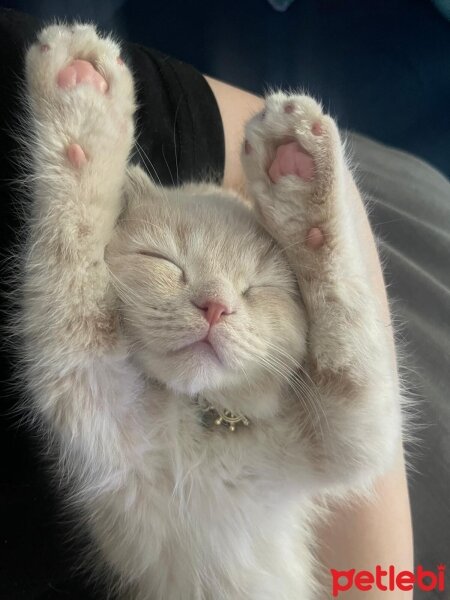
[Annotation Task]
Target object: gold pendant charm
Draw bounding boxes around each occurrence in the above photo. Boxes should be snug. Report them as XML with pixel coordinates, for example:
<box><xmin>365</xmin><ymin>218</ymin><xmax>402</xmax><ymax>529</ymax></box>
<box><xmin>213</xmin><ymin>408</ymin><xmax>250</xmax><ymax>432</ymax></box>
<box><xmin>199</xmin><ymin>399</ymin><xmax>250</xmax><ymax>432</ymax></box>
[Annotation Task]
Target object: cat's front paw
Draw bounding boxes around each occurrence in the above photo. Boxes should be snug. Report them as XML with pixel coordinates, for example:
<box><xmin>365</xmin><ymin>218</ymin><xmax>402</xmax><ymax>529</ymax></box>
<box><xmin>242</xmin><ymin>93</ymin><xmax>346</xmax><ymax>251</ymax></box>
<box><xmin>25</xmin><ymin>23</ymin><xmax>135</xmax><ymax>170</ymax></box>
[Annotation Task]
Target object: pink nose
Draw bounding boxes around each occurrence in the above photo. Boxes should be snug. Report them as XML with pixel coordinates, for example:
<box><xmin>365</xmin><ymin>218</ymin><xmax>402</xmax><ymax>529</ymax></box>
<box><xmin>196</xmin><ymin>301</ymin><xmax>231</xmax><ymax>326</ymax></box>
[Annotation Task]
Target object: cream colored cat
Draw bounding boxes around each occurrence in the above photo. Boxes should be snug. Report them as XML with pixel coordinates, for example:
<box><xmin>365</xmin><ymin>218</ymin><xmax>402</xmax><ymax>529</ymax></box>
<box><xmin>20</xmin><ymin>24</ymin><xmax>403</xmax><ymax>600</ymax></box>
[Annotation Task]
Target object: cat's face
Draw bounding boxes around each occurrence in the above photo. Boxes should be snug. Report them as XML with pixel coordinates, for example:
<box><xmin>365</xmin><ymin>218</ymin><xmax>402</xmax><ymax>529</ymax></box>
<box><xmin>107</xmin><ymin>168</ymin><xmax>307</xmax><ymax>411</ymax></box>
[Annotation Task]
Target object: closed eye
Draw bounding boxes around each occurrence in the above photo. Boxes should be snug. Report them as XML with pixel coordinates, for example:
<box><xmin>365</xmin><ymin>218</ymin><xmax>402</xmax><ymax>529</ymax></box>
<box><xmin>138</xmin><ymin>250</ymin><xmax>174</xmax><ymax>262</ymax></box>
<box><xmin>137</xmin><ymin>250</ymin><xmax>186</xmax><ymax>280</ymax></box>
<box><xmin>242</xmin><ymin>284</ymin><xmax>281</xmax><ymax>296</ymax></box>
<box><xmin>242</xmin><ymin>285</ymin><xmax>265</xmax><ymax>296</ymax></box>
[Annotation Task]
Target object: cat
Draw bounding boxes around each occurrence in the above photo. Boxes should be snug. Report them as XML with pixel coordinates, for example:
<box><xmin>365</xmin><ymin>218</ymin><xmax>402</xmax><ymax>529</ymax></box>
<box><xmin>19</xmin><ymin>23</ymin><xmax>403</xmax><ymax>600</ymax></box>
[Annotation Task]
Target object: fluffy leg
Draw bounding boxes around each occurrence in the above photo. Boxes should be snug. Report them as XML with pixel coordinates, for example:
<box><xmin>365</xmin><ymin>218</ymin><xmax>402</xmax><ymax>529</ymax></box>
<box><xmin>242</xmin><ymin>94</ymin><xmax>402</xmax><ymax>490</ymax></box>
<box><xmin>22</xmin><ymin>22</ymin><xmax>135</xmax><ymax>424</ymax></box>
<box><xmin>21</xmin><ymin>26</ymin><xmax>143</xmax><ymax>592</ymax></box>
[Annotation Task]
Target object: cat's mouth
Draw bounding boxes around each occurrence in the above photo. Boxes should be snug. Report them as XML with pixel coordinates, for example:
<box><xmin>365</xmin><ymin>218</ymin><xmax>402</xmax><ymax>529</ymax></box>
<box><xmin>169</xmin><ymin>337</ymin><xmax>222</xmax><ymax>364</ymax></box>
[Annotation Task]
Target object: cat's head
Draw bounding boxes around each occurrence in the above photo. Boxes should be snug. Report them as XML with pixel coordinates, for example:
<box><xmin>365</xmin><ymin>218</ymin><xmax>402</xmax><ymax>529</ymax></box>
<box><xmin>106</xmin><ymin>166</ymin><xmax>307</xmax><ymax>418</ymax></box>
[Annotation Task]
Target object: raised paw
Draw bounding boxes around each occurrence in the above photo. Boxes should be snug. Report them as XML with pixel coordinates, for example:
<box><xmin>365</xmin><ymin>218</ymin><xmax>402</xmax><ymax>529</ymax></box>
<box><xmin>242</xmin><ymin>93</ymin><xmax>347</xmax><ymax>253</ymax></box>
<box><xmin>57</xmin><ymin>59</ymin><xmax>109</xmax><ymax>94</ymax></box>
<box><xmin>25</xmin><ymin>23</ymin><xmax>135</xmax><ymax>172</ymax></box>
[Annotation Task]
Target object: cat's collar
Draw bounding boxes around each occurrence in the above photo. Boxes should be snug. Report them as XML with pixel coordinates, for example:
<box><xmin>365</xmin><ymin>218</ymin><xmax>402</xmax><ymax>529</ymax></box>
<box><xmin>196</xmin><ymin>396</ymin><xmax>251</xmax><ymax>432</ymax></box>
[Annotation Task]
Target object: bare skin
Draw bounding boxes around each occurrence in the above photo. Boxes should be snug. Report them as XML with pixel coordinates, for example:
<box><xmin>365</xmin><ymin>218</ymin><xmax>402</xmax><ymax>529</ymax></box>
<box><xmin>205</xmin><ymin>74</ymin><xmax>414</xmax><ymax>599</ymax></box>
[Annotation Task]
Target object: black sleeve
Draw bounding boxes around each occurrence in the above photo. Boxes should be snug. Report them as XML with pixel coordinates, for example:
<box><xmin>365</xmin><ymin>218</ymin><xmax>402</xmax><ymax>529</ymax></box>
<box><xmin>123</xmin><ymin>42</ymin><xmax>225</xmax><ymax>185</ymax></box>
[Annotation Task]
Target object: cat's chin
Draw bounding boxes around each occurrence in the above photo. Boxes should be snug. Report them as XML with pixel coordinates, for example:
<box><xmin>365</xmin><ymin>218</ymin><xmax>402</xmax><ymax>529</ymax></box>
<box><xmin>169</xmin><ymin>340</ymin><xmax>223</xmax><ymax>365</ymax></box>
<box><xmin>162</xmin><ymin>365</ymin><xmax>235</xmax><ymax>397</ymax></box>
<box><xmin>135</xmin><ymin>344</ymin><xmax>236</xmax><ymax>397</ymax></box>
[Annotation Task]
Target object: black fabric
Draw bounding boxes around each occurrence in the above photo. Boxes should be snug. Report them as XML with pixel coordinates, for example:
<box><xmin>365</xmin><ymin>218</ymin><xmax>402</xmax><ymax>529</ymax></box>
<box><xmin>125</xmin><ymin>42</ymin><xmax>225</xmax><ymax>185</ymax></box>
<box><xmin>0</xmin><ymin>8</ymin><xmax>224</xmax><ymax>599</ymax></box>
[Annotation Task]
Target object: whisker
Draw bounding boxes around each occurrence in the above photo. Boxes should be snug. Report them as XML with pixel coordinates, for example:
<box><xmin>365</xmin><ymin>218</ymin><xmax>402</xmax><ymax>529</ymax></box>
<box><xmin>172</xmin><ymin>99</ymin><xmax>181</xmax><ymax>188</ymax></box>
<box><xmin>263</xmin><ymin>339</ymin><xmax>330</xmax><ymax>437</ymax></box>
<box><xmin>135</xmin><ymin>141</ymin><xmax>171</xmax><ymax>205</ymax></box>
<box><xmin>161</xmin><ymin>144</ymin><xmax>175</xmax><ymax>188</ymax></box>
<box><xmin>222</xmin><ymin>324</ymin><xmax>325</xmax><ymax>442</ymax></box>
<box><xmin>251</xmin><ymin>353</ymin><xmax>324</xmax><ymax>442</ymax></box>
<box><xmin>133</xmin><ymin>141</ymin><xmax>155</xmax><ymax>183</ymax></box>
<box><xmin>107</xmin><ymin>267</ymin><xmax>142</xmax><ymax>309</ymax></box>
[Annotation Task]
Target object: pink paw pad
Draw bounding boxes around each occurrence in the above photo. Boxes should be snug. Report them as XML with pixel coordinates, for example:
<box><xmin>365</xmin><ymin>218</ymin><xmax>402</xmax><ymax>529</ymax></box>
<box><xmin>268</xmin><ymin>141</ymin><xmax>315</xmax><ymax>183</ymax></box>
<box><xmin>40</xmin><ymin>44</ymin><xmax>50</xmax><ymax>53</ymax></box>
<box><xmin>57</xmin><ymin>59</ymin><xmax>108</xmax><ymax>94</ymax></box>
<box><xmin>66</xmin><ymin>143</ymin><xmax>87</xmax><ymax>168</ymax></box>
<box><xmin>305</xmin><ymin>227</ymin><xmax>325</xmax><ymax>249</ymax></box>
<box><xmin>312</xmin><ymin>121</ymin><xmax>323</xmax><ymax>136</ymax></box>
<box><xmin>117</xmin><ymin>56</ymin><xmax>124</xmax><ymax>65</ymax></box>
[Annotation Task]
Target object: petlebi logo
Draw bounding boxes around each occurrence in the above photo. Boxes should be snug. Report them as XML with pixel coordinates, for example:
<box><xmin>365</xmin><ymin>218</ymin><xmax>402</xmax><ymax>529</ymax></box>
<box><xmin>331</xmin><ymin>564</ymin><xmax>446</xmax><ymax>597</ymax></box>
